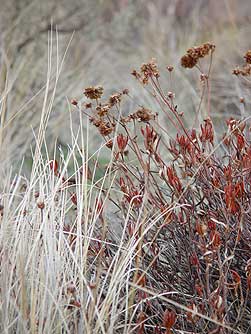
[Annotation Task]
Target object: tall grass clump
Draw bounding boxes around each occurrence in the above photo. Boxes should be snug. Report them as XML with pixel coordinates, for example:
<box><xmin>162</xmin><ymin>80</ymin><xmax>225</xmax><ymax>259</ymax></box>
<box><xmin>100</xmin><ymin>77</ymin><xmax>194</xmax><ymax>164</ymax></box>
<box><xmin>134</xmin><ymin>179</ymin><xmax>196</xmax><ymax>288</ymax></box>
<box><xmin>1</xmin><ymin>40</ymin><xmax>251</xmax><ymax>334</ymax></box>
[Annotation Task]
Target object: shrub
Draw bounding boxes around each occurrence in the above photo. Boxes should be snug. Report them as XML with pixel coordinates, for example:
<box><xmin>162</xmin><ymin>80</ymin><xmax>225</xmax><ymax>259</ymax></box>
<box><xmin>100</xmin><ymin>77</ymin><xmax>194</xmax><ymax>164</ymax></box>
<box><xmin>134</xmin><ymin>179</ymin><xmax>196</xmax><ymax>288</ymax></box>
<box><xmin>72</xmin><ymin>43</ymin><xmax>251</xmax><ymax>333</ymax></box>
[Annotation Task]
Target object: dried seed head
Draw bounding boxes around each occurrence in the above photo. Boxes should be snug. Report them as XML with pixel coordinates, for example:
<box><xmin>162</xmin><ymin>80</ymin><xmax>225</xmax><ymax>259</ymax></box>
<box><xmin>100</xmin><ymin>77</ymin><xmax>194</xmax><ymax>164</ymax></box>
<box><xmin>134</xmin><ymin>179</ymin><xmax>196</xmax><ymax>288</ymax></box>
<box><xmin>187</xmin><ymin>43</ymin><xmax>215</xmax><ymax>58</ymax></box>
<box><xmin>71</xmin><ymin>99</ymin><xmax>78</xmax><ymax>106</ymax></box>
<box><xmin>120</xmin><ymin>116</ymin><xmax>131</xmax><ymax>124</ymax></box>
<box><xmin>84</xmin><ymin>86</ymin><xmax>104</xmax><ymax>100</ymax></box>
<box><xmin>98</xmin><ymin>122</ymin><xmax>114</xmax><ymax>136</ymax></box>
<box><xmin>200</xmin><ymin>74</ymin><xmax>208</xmax><ymax>82</ymax></box>
<box><xmin>233</xmin><ymin>68</ymin><xmax>241</xmax><ymax>75</ymax></box>
<box><xmin>181</xmin><ymin>54</ymin><xmax>198</xmax><ymax>68</ymax></box>
<box><xmin>167</xmin><ymin>65</ymin><xmax>174</xmax><ymax>72</ymax></box>
<box><xmin>131</xmin><ymin>69</ymin><xmax>141</xmax><ymax>80</ymax></box>
<box><xmin>167</xmin><ymin>91</ymin><xmax>175</xmax><ymax>99</ymax></box>
<box><xmin>90</xmin><ymin>117</ymin><xmax>102</xmax><ymax>127</ymax></box>
<box><xmin>244</xmin><ymin>50</ymin><xmax>251</xmax><ymax>64</ymax></box>
<box><xmin>85</xmin><ymin>102</ymin><xmax>92</xmax><ymax>109</ymax></box>
<box><xmin>106</xmin><ymin>139</ymin><xmax>113</xmax><ymax>149</ymax></box>
<box><xmin>96</xmin><ymin>104</ymin><xmax>110</xmax><ymax>117</ymax></box>
<box><xmin>108</xmin><ymin>93</ymin><xmax>122</xmax><ymax>106</ymax></box>
<box><xmin>233</xmin><ymin>64</ymin><xmax>251</xmax><ymax>76</ymax></box>
<box><xmin>181</xmin><ymin>42</ymin><xmax>215</xmax><ymax>69</ymax></box>
<box><xmin>140</xmin><ymin>58</ymin><xmax>159</xmax><ymax>78</ymax></box>
<box><xmin>132</xmin><ymin>58</ymin><xmax>160</xmax><ymax>85</ymax></box>
<box><xmin>134</xmin><ymin>107</ymin><xmax>154</xmax><ymax>122</ymax></box>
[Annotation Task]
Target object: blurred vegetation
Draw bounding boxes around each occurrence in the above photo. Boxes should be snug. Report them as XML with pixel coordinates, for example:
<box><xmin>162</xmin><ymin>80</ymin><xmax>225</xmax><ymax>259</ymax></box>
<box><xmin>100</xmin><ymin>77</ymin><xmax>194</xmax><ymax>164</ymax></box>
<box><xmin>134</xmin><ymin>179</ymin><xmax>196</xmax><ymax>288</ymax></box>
<box><xmin>1</xmin><ymin>0</ymin><xmax>251</xmax><ymax>171</ymax></box>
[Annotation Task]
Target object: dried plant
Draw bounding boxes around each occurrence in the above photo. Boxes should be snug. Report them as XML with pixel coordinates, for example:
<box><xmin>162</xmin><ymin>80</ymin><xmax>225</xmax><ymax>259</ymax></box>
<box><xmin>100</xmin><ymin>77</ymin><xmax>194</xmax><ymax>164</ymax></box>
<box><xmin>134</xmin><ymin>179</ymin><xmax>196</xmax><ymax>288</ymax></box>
<box><xmin>71</xmin><ymin>44</ymin><xmax>251</xmax><ymax>333</ymax></box>
<box><xmin>2</xmin><ymin>3</ymin><xmax>251</xmax><ymax>331</ymax></box>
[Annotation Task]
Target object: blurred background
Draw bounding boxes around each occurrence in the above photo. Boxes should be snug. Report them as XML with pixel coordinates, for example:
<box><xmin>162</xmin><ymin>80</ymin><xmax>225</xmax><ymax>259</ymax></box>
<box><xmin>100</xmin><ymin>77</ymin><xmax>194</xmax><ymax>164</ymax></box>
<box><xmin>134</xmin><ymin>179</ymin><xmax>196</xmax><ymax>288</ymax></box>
<box><xmin>1</xmin><ymin>0</ymin><xmax>251</xmax><ymax>170</ymax></box>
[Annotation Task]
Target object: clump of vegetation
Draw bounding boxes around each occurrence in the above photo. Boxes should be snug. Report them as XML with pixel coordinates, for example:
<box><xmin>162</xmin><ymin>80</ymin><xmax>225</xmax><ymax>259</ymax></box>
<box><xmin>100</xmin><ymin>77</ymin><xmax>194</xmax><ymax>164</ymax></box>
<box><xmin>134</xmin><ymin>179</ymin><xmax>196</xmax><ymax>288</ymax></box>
<box><xmin>1</xmin><ymin>42</ymin><xmax>251</xmax><ymax>334</ymax></box>
<box><xmin>70</xmin><ymin>43</ymin><xmax>251</xmax><ymax>333</ymax></box>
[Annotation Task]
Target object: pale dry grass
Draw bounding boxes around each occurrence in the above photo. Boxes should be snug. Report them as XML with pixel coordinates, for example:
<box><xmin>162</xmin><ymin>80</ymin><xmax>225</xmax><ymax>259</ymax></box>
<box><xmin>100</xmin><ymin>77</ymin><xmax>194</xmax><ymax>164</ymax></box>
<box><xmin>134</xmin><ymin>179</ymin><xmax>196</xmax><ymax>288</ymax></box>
<box><xmin>0</xmin><ymin>46</ymin><xmax>132</xmax><ymax>332</ymax></box>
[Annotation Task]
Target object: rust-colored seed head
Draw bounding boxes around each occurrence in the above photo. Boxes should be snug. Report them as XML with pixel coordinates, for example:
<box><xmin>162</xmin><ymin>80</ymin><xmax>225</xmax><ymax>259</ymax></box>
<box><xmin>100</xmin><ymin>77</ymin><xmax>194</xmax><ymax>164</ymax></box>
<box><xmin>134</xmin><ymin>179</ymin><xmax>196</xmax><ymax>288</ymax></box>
<box><xmin>85</xmin><ymin>102</ymin><xmax>92</xmax><ymax>109</ymax></box>
<box><xmin>135</xmin><ymin>107</ymin><xmax>154</xmax><ymax>122</ymax></box>
<box><xmin>187</xmin><ymin>43</ymin><xmax>215</xmax><ymax>59</ymax></box>
<box><xmin>233</xmin><ymin>68</ymin><xmax>241</xmax><ymax>75</ymax></box>
<box><xmin>84</xmin><ymin>86</ymin><xmax>104</xmax><ymax>100</ymax></box>
<box><xmin>98</xmin><ymin>122</ymin><xmax>114</xmax><ymax>136</ymax></box>
<box><xmin>71</xmin><ymin>99</ymin><xmax>78</xmax><ymax>106</ymax></box>
<box><xmin>96</xmin><ymin>104</ymin><xmax>110</xmax><ymax>117</ymax></box>
<box><xmin>181</xmin><ymin>42</ymin><xmax>215</xmax><ymax>69</ymax></box>
<box><xmin>108</xmin><ymin>93</ymin><xmax>122</xmax><ymax>106</ymax></box>
<box><xmin>167</xmin><ymin>91</ymin><xmax>175</xmax><ymax>99</ymax></box>
<box><xmin>167</xmin><ymin>65</ymin><xmax>174</xmax><ymax>72</ymax></box>
<box><xmin>131</xmin><ymin>69</ymin><xmax>141</xmax><ymax>80</ymax></box>
<box><xmin>233</xmin><ymin>64</ymin><xmax>251</xmax><ymax>76</ymax></box>
<box><xmin>140</xmin><ymin>59</ymin><xmax>159</xmax><ymax>77</ymax></box>
<box><xmin>90</xmin><ymin>117</ymin><xmax>102</xmax><ymax>127</ymax></box>
<box><xmin>106</xmin><ymin>139</ymin><xmax>113</xmax><ymax>149</ymax></box>
<box><xmin>244</xmin><ymin>50</ymin><xmax>251</xmax><ymax>64</ymax></box>
<box><xmin>181</xmin><ymin>54</ymin><xmax>198</xmax><ymax>68</ymax></box>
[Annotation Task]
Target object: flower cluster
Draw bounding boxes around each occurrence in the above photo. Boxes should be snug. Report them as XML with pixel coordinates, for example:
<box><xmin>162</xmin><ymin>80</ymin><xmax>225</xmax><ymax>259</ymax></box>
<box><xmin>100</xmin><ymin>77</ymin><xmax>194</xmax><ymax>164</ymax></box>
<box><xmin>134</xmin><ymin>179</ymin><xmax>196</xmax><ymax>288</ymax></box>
<box><xmin>233</xmin><ymin>49</ymin><xmax>251</xmax><ymax>76</ymax></box>
<box><xmin>74</xmin><ymin>88</ymin><xmax>130</xmax><ymax>137</ymax></box>
<box><xmin>84</xmin><ymin>86</ymin><xmax>104</xmax><ymax>99</ymax></box>
<box><xmin>90</xmin><ymin>117</ymin><xmax>114</xmax><ymax>136</ymax></box>
<box><xmin>131</xmin><ymin>58</ymin><xmax>159</xmax><ymax>84</ymax></box>
<box><xmin>244</xmin><ymin>50</ymin><xmax>251</xmax><ymax>64</ymax></box>
<box><xmin>108</xmin><ymin>93</ymin><xmax>122</xmax><ymax>106</ymax></box>
<box><xmin>131</xmin><ymin>107</ymin><xmax>155</xmax><ymax>122</ymax></box>
<box><xmin>232</xmin><ymin>64</ymin><xmax>251</xmax><ymax>76</ymax></box>
<box><xmin>181</xmin><ymin>42</ymin><xmax>215</xmax><ymax>68</ymax></box>
<box><xmin>78</xmin><ymin>85</ymin><xmax>157</xmax><ymax>137</ymax></box>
